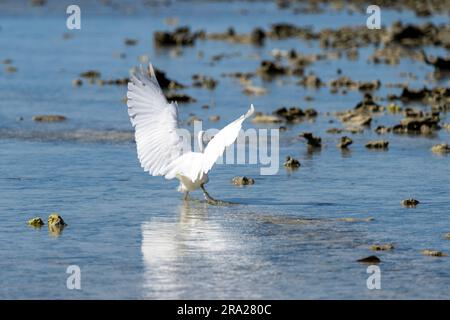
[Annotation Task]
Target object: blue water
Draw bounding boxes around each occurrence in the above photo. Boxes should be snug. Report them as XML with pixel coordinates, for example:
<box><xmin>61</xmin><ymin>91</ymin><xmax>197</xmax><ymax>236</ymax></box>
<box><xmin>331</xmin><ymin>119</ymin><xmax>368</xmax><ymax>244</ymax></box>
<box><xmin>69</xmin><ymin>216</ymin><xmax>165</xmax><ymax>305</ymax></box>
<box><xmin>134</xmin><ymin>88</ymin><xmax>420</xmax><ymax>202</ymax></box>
<box><xmin>0</xmin><ymin>1</ymin><xmax>449</xmax><ymax>299</ymax></box>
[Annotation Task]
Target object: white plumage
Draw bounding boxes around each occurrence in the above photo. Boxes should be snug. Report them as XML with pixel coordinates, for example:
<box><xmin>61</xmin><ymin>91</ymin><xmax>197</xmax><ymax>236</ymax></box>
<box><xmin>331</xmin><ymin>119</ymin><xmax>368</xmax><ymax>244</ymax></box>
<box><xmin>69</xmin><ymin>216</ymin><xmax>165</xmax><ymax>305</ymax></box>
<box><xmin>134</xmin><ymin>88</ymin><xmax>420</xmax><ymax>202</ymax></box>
<box><xmin>127</xmin><ymin>63</ymin><xmax>254</xmax><ymax>203</ymax></box>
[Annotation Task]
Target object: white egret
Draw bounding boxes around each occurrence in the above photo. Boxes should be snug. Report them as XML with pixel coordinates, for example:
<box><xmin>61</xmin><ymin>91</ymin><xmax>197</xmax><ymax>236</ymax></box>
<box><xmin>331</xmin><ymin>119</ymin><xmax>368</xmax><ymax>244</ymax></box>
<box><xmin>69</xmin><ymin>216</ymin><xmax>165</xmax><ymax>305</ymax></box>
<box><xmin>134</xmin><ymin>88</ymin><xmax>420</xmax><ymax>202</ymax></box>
<box><xmin>127</xmin><ymin>64</ymin><xmax>255</xmax><ymax>204</ymax></box>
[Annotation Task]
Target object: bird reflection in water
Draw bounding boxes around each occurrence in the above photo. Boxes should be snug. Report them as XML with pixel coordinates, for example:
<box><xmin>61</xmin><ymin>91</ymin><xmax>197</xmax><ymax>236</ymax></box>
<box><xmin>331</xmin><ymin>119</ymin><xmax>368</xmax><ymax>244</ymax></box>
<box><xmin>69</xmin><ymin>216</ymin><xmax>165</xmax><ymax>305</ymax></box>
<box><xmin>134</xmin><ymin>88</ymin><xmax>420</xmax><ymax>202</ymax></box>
<box><xmin>140</xmin><ymin>201</ymin><xmax>239</xmax><ymax>298</ymax></box>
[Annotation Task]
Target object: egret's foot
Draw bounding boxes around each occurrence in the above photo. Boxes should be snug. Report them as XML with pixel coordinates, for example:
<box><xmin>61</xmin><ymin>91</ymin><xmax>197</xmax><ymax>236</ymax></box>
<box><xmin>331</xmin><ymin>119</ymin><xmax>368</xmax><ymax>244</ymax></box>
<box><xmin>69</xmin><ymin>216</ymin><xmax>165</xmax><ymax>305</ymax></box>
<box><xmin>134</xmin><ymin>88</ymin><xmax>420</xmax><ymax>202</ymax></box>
<box><xmin>200</xmin><ymin>184</ymin><xmax>236</xmax><ymax>206</ymax></box>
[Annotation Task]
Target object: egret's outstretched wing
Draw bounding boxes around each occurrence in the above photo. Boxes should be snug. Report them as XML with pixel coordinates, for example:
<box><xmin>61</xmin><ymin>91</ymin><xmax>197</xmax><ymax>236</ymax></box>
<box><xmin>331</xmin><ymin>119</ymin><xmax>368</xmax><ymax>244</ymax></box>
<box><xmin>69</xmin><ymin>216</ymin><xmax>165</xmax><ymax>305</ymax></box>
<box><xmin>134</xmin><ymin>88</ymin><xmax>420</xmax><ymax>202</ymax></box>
<box><xmin>201</xmin><ymin>104</ymin><xmax>255</xmax><ymax>175</ymax></box>
<box><xmin>127</xmin><ymin>64</ymin><xmax>186</xmax><ymax>177</ymax></box>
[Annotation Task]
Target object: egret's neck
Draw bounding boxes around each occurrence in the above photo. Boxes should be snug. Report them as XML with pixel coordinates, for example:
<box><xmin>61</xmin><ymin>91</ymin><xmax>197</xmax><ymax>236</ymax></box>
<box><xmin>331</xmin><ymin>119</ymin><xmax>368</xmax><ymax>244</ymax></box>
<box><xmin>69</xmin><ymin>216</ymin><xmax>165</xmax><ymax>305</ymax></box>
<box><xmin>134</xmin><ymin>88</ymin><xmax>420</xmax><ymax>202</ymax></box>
<box><xmin>198</xmin><ymin>131</ymin><xmax>205</xmax><ymax>152</ymax></box>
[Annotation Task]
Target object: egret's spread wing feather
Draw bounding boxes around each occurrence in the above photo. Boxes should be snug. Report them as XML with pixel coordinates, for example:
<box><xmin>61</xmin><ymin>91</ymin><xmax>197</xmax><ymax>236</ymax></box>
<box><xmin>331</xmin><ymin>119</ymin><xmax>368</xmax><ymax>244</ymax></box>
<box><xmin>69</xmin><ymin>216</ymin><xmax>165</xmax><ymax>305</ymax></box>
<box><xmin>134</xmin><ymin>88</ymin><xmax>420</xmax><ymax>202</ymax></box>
<box><xmin>127</xmin><ymin>64</ymin><xmax>186</xmax><ymax>178</ymax></box>
<box><xmin>202</xmin><ymin>104</ymin><xmax>255</xmax><ymax>175</ymax></box>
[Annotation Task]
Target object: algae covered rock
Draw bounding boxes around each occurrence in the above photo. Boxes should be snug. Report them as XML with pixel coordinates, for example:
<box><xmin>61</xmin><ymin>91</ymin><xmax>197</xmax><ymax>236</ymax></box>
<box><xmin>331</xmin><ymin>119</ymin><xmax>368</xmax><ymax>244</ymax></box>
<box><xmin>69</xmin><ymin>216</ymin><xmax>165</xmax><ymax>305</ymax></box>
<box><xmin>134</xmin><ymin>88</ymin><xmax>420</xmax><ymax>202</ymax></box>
<box><xmin>252</xmin><ymin>112</ymin><xmax>282</xmax><ymax>124</ymax></box>
<box><xmin>431</xmin><ymin>143</ymin><xmax>450</xmax><ymax>154</ymax></box>
<box><xmin>283</xmin><ymin>156</ymin><xmax>301</xmax><ymax>168</ymax></box>
<box><xmin>337</xmin><ymin>136</ymin><xmax>353</xmax><ymax>148</ymax></box>
<box><xmin>231</xmin><ymin>176</ymin><xmax>255</xmax><ymax>186</ymax></box>
<box><xmin>48</xmin><ymin>213</ymin><xmax>67</xmax><ymax>227</ymax></box>
<box><xmin>421</xmin><ymin>249</ymin><xmax>447</xmax><ymax>257</ymax></box>
<box><xmin>365</xmin><ymin>140</ymin><xmax>389</xmax><ymax>149</ymax></box>
<box><xmin>32</xmin><ymin>115</ymin><xmax>67</xmax><ymax>122</ymax></box>
<box><xmin>47</xmin><ymin>214</ymin><xmax>67</xmax><ymax>236</ymax></box>
<box><xmin>28</xmin><ymin>217</ymin><xmax>44</xmax><ymax>227</ymax></box>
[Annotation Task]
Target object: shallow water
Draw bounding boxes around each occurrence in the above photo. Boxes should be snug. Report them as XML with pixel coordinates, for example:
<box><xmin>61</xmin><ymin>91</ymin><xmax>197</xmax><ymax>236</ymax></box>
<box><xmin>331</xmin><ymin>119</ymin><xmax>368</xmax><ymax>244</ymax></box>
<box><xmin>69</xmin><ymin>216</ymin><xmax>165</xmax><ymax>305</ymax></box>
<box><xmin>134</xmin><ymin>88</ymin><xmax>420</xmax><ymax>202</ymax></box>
<box><xmin>0</xmin><ymin>1</ymin><xmax>449</xmax><ymax>299</ymax></box>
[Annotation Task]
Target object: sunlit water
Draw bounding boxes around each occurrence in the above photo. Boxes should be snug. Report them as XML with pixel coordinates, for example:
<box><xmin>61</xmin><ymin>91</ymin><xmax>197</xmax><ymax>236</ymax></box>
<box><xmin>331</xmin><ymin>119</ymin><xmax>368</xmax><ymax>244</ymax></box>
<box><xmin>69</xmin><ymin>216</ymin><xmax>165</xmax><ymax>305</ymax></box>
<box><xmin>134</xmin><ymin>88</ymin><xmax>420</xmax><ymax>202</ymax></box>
<box><xmin>0</xmin><ymin>1</ymin><xmax>449</xmax><ymax>299</ymax></box>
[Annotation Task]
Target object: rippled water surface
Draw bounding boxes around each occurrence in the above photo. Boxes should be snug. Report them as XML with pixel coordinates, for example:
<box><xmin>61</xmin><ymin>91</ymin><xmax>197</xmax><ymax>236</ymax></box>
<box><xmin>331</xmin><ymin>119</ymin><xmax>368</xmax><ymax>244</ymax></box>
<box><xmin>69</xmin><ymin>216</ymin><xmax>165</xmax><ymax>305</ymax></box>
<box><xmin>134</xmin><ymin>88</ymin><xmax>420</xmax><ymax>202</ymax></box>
<box><xmin>0</xmin><ymin>1</ymin><xmax>449</xmax><ymax>299</ymax></box>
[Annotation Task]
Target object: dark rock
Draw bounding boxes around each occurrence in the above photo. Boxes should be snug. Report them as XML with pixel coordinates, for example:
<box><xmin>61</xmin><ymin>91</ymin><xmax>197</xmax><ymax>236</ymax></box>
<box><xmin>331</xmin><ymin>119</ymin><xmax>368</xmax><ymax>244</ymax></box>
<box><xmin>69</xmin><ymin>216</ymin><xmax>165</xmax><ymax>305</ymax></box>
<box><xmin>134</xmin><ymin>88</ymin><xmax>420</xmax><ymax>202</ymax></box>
<box><xmin>422</xmin><ymin>50</ymin><xmax>450</xmax><ymax>70</ymax></box>
<box><xmin>250</xmin><ymin>28</ymin><xmax>266</xmax><ymax>45</ymax></box>
<box><xmin>357</xmin><ymin>255</ymin><xmax>380</xmax><ymax>263</ymax></box>
<box><xmin>154</xmin><ymin>68</ymin><xmax>186</xmax><ymax>90</ymax></box>
<box><xmin>154</xmin><ymin>27</ymin><xmax>202</xmax><ymax>46</ymax></box>
<box><xmin>300</xmin><ymin>132</ymin><xmax>322</xmax><ymax>148</ymax></box>
<box><xmin>401</xmin><ymin>198</ymin><xmax>420</xmax><ymax>207</ymax></box>
<box><xmin>165</xmin><ymin>93</ymin><xmax>196</xmax><ymax>103</ymax></box>
<box><xmin>257</xmin><ymin>60</ymin><xmax>289</xmax><ymax>77</ymax></box>
<box><xmin>124</xmin><ymin>38</ymin><xmax>138</xmax><ymax>46</ymax></box>
<box><xmin>274</xmin><ymin>107</ymin><xmax>304</xmax><ymax>122</ymax></box>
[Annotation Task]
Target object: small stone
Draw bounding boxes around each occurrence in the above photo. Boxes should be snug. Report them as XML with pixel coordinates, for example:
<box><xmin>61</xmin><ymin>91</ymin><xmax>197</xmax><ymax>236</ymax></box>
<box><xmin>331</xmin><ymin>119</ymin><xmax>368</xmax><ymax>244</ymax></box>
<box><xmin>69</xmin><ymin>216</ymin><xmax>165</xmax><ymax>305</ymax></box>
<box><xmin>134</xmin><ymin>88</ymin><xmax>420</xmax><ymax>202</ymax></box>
<box><xmin>28</xmin><ymin>217</ymin><xmax>44</xmax><ymax>227</ymax></box>
<box><xmin>357</xmin><ymin>255</ymin><xmax>380</xmax><ymax>263</ymax></box>
<box><xmin>32</xmin><ymin>115</ymin><xmax>67</xmax><ymax>122</ymax></box>
<box><xmin>252</xmin><ymin>113</ymin><xmax>282</xmax><ymax>124</ymax></box>
<box><xmin>5</xmin><ymin>66</ymin><xmax>17</xmax><ymax>73</ymax></box>
<box><xmin>80</xmin><ymin>70</ymin><xmax>101</xmax><ymax>79</ymax></box>
<box><xmin>339</xmin><ymin>217</ymin><xmax>374</xmax><ymax>222</ymax></box>
<box><xmin>283</xmin><ymin>156</ymin><xmax>301</xmax><ymax>168</ymax></box>
<box><xmin>401</xmin><ymin>198</ymin><xmax>420</xmax><ymax>207</ymax></box>
<box><xmin>231</xmin><ymin>176</ymin><xmax>255</xmax><ymax>186</ymax></box>
<box><xmin>298</xmin><ymin>73</ymin><xmax>322</xmax><ymax>87</ymax></box>
<box><xmin>365</xmin><ymin>140</ymin><xmax>389</xmax><ymax>149</ymax></box>
<box><xmin>326</xmin><ymin>128</ymin><xmax>344</xmax><ymax>134</ymax></box>
<box><xmin>192</xmin><ymin>74</ymin><xmax>217</xmax><ymax>90</ymax></box>
<box><xmin>387</xmin><ymin>103</ymin><xmax>402</xmax><ymax>113</ymax></box>
<box><xmin>124</xmin><ymin>38</ymin><xmax>138</xmax><ymax>46</ymax></box>
<box><xmin>421</xmin><ymin>250</ymin><xmax>447</xmax><ymax>257</ymax></box>
<box><xmin>72</xmin><ymin>79</ymin><xmax>83</xmax><ymax>86</ymax></box>
<box><xmin>374</xmin><ymin>125</ymin><xmax>391</xmax><ymax>134</ymax></box>
<box><xmin>243</xmin><ymin>85</ymin><xmax>267</xmax><ymax>96</ymax></box>
<box><xmin>208</xmin><ymin>115</ymin><xmax>220</xmax><ymax>122</ymax></box>
<box><xmin>371</xmin><ymin>244</ymin><xmax>394</xmax><ymax>251</ymax></box>
<box><xmin>337</xmin><ymin>136</ymin><xmax>353</xmax><ymax>148</ymax></box>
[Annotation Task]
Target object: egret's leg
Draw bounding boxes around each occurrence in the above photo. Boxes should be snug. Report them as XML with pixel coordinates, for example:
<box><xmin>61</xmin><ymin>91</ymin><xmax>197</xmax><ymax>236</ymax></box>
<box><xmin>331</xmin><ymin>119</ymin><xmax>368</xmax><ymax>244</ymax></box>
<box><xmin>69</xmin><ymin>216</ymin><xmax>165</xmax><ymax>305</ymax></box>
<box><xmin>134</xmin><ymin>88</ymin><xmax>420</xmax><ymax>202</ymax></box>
<box><xmin>183</xmin><ymin>192</ymin><xmax>189</xmax><ymax>201</ymax></box>
<box><xmin>200</xmin><ymin>184</ymin><xmax>235</xmax><ymax>205</ymax></box>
